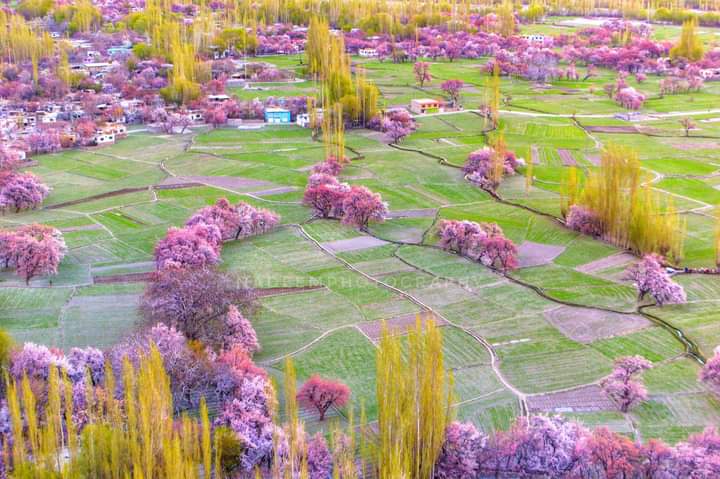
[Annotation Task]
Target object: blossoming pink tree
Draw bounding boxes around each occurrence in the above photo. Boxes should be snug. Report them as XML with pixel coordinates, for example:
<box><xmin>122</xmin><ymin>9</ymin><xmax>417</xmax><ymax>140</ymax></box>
<box><xmin>154</xmin><ymin>223</ymin><xmax>222</xmax><ymax>270</ymax></box>
<box><xmin>565</xmin><ymin>205</ymin><xmax>603</xmax><ymax>237</ymax></box>
<box><xmin>413</xmin><ymin>61</ymin><xmax>432</xmax><ymax>87</ymax></box>
<box><xmin>623</xmin><ymin>254</ymin><xmax>687</xmax><ymax>306</ymax></box>
<box><xmin>438</xmin><ymin>220</ymin><xmax>518</xmax><ymax>272</ymax></box>
<box><xmin>0</xmin><ymin>172</ymin><xmax>50</xmax><ymax>213</ymax></box>
<box><xmin>441</xmin><ymin>79</ymin><xmax>464</xmax><ymax>107</ymax></box>
<box><xmin>601</xmin><ymin>355</ymin><xmax>652</xmax><ymax>412</ymax></box>
<box><xmin>340</xmin><ymin>185</ymin><xmax>388</xmax><ymax>230</ymax></box>
<box><xmin>224</xmin><ymin>304</ymin><xmax>260</xmax><ymax>354</ymax></box>
<box><xmin>0</xmin><ymin>224</ymin><xmax>66</xmax><ymax>284</ymax></box>
<box><xmin>297</xmin><ymin>375</ymin><xmax>350</xmax><ymax>421</ymax></box>
<box><xmin>700</xmin><ymin>346</ymin><xmax>720</xmax><ymax>397</ymax></box>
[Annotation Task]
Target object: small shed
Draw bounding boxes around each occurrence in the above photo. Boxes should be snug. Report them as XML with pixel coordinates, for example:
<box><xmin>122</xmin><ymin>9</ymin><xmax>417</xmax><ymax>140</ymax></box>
<box><xmin>410</xmin><ymin>99</ymin><xmax>443</xmax><ymax>115</ymax></box>
<box><xmin>265</xmin><ymin>108</ymin><xmax>292</xmax><ymax>124</ymax></box>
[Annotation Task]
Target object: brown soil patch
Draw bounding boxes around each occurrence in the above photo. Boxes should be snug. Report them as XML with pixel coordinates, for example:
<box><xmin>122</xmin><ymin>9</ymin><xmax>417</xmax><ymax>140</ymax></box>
<box><xmin>585</xmin><ymin>125</ymin><xmax>638</xmax><ymax>134</ymax></box>
<box><xmin>321</xmin><ymin>236</ymin><xmax>389</xmax><ymax>253</ymax></box>
<box><xmin>530</xmin><ymin>145</ymin><xmax>540</xmax><ymax>165</ymax></box>
<box><xmin>158</xmin><ymin>176</ymin><xmax>274</xmax><ymax>190</ymax></box>
<box><xmin>251</xmin><ymin>186</ymin><xmax>298</xmax><ymax>196</ymax></box>
<box><xmin>527</xmin><ymin>384</ymin><xmax>616</xmax><ymax>413</ymax></box>
<box><xmin>586</xmin><ymin>154</ymin><xmax>601</xmax><ymax>166</ymax></box>
<box><xmin>516</xmin><ymin>241</ymin><xmax>566</xmax><ymax>268</ymax></box>
<box><xmin>94</xmin><ymin>272</ymin><xmax>154</xmax><ymax>283</ymax></box>
<box><xmin>669</xmin><ymin>140</ymin><xmax>720</xmax><ymax>151</ymax></box>
<box><xmin>358</xmin><ymin>312</ymin><xmax>447</xmax><ymax>340</ymax></box>
<box><xmin>558</xmin><ymin>149</ymin><xmax>577</xmax><ymax>166</ymax></box>
<box><xmin>386</xmin><ymin>209</ymin><xmax>438</xmax><ymax>219</ymax></box>
<box><xmin>60</xmin><ymin>224</ymin><xmax>102</xmax><ymax>233</ymax></box>
<box><xmin>47</xmin><ymin>187</ymin><xmax>149</xmax><ymax>209</ymax></box>
<box><xmin>575</xmin><ymin>253</ymin><xmax>636</xmax><ymax>274</ymax></box>
<box><xmin>544</xmin><ymin>305</ymin><xmax>651</xmax><ymax>343</ymax></box>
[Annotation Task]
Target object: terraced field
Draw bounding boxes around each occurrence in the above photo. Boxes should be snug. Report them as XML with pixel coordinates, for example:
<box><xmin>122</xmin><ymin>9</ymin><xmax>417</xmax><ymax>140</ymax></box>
<box><xmin>3</xmin><ymin>51</ymin><xmax>720</xmax><ymax>445</ymax></box>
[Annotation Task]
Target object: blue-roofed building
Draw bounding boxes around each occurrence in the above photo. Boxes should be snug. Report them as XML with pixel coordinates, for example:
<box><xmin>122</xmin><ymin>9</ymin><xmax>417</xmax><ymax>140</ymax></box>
<box><xmin>264</xmin><ymin>108</ymin><xmax>292</xmax><ymax>124</ymax></box>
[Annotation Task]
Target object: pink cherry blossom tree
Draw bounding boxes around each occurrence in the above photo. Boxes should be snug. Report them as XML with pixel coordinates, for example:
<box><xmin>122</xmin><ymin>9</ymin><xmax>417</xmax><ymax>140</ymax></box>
<box><xmin>223</xmin><ymin>304</ymin><xmax>260</xmax><ymax>355</ymax></box>
<box><xmin>565</xmin><ymin>205</ymin><xmax>603</xmax><ymax>237</ymax></box>
<box><xmin>441</xmin><ymin>79</ymin><xmax>464</xmax><ymax>107</ymax></box>
<box><xmin>5</xmin><ymin>224</ymin><xmax>66</xmax><ymax>284</ymax></box>
<box><xmin>700</xmin><ymin>346</ymin><xmax>720</xmax><ymax>397</ymax></box>
<box><xmin>303</xmin><ymin>181</ymin><xmax>349</xmax><ymax>219</ymax></box>
<box><xmin>623</xmin><ymin>254</ymin><xmax>687</xmax><ymax>306</ymax></box>
<box><xmin>297</xmin><ymin>375</ymin><xmax>350</xmax><ymax>421</ymax></box>
<box><xmin>0</xmin><ymin>172</ymin><xmax>50</xmax><ymax>213</ymax></box>
<box><xmin>340</xmin><ymin>185</ymin><xmax>388</xmax><ymax>230</ymax></box>
<box><xmin>154</xmin><ymin>223</ymin><xmax>222</xmax><ymax>271</ymax></box>
<box><xmin>601</xmin><ymin>355</ymin><xmax>652</xmax><ymax>412</ymax></box>
<box><xmin>413</xmin><ymin>61</ymin><xmax>432</xmax><ymax>87</ymax></box>
<box><xmin>141</xmin><ymin>267</ymin><xmax>256</xmax><ymax>350</ymax></box>
<box><xmin>434</xmin><ymin>421</ymin><xmax>488</xmax><ymax>478</ymax></box>
<box><xmin>311</xmin><ymin>157</ymin><xmax>343</xmax><ymax>176</ymax></box>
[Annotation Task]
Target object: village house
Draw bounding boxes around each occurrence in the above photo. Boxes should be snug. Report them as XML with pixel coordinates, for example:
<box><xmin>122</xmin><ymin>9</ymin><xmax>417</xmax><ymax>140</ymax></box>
<box><xmin>409</xmin><ymin>98</ymin><xmax>444</xmax><ymax>115</ymax></box>
<box><xmin>359</xmin><ymin>48</ymin><xmax>378</xmax><ymax>58</ymax></box>
<box><xmin>296</xmin><ymin>109</ymin><xmax>322</xmax><ymax>128</ymax></box>
<box><xmin>264</xmin><ymin>108</ymin><xmax>292</xmax><ymax>124</ymax></box>
<box><xmin>700</xmin><ymin>68</ymin><xmax>720</xmax><ymax>81</ymax></box>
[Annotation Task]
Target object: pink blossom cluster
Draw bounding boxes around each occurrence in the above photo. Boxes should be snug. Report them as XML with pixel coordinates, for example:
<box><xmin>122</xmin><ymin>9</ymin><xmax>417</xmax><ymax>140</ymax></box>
<box><xmin>185</xmin><ymin>198</ymin><xmax>279</xmax><ymax>241</ymax></box>
<box><xmin>297</xmin><ymin>374</ymin><xmax>350</xmax><ymax>421</ymax></box>
<box><xmin>701</xmin><ymin>346</ymin><xmax>720</xmax><ymax>397</ymax></box>
<box><xmin>437</xmin><ymin>219</ymin><xmax>518</xmax><ymax>271</ymax></box>
<box><xmin>615</xmin><ymin>86</ymin><xmax>646</xmax><ymax>110</ymax></box>
<box><xmin>311</xmin><ymin>157</ymin><xmax>344</xmax><ymax>176</ymax></box>
<box><xmin>435</xmin><ymin>415</ymin><xmax>720</xmax><ymax>477</ymax></box>
<box><xmin>565</xmin><ymin>205</ymin><xmax>603</xmax><ymax>237</ymax></box>
<box><xmin>303</xmin><ymin>164</ymin><xmax>387</xmax><ymax>230</ymax></box>
<box><xmin>378</xmin><ymin>110</ymin><xmax>417</xmax><ymax>144</ymax></box>
<box><xmin>0</xmin><ymin>224</ymin><xmax>66</xmax><ymax>284</ymax></box>
<box><xmin>601</xmin><ymin>355</ymin><xmax>652</xmax><ymax>412</ymax></box>
<box><xmin>156</xmin><ymin>198</ymin><xmax>279</xmax><ymax>270</ymax></box>
<box><xmin>463</xmin><ymin>146</ymin><xmax>518</xmax><ymax>190</ymax></box>
<box><xmin>624</xmin><ymin>254</ymin><xmax>687</xmax><ymax>306</ymax></box>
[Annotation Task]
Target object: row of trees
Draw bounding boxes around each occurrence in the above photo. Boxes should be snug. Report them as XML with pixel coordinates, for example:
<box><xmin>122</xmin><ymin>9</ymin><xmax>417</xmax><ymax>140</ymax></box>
<box><xmin>154</xmin><ymin>198</ymin><xmax>279</xmax><ymax>270</ymax></box>
<box><xmin>0</xmin><ymin>148</ymin><xmax>49</xmax><ymax>214</ymax></box>
<box><xmin>562</xmin><ymin>145</ymin><xmax>686</xmax><ymax>263</ymax></box>
<box><xmin>303</xmin><ymin>158</ymin><xmax>388</xmax><ymax>230</ymax></box>
<box><xmin>7</xmin><ymin>297</ymin><xmax>720</xmax><ymax>478</ymax></box>
<box><xmin>437</xmin><ymin>219</ymin><xmax>518</xmax><ymax>272</ymax></box>
<box><xmin>462</xmin><ymin>141</ymin><xmax>519</xmax><ymax>191</ymax></box>
<box><xmin>0</xmin><ymin>224</ymin><xmax>65</xmax><ymax>284</ymax></box>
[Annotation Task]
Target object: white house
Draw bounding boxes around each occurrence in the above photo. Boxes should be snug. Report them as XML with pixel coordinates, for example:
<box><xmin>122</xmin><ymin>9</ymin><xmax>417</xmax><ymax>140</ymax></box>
<box><xmin>359</xmin><ymin>48</ymin><xmax>378</xmax><ymax>58</ymax></box>
<box><xmin>296</xmin><ymin>109</ymin><xmax>323</xmax><ymax>128</ymax></box>
<box><xmin>522</xmin><ymin>34</ymin><xmax>547</xmax><ymax>44</ymax></box>
<box><xmin>94</xmin><ymin>132</ymin><xmax>115</xmax><ymax>145</ymax></box>
<box><xmin>700</xmin><ymin>68</ymin><xmax>720</xmax><ymax>81</ymax></box>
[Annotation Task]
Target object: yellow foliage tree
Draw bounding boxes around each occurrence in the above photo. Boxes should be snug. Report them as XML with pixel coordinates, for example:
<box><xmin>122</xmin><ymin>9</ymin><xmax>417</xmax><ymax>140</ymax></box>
<box><xmin>375</xmin><ymin>315</ymin><xmax>454</xmax><ymax>479</ymax></box>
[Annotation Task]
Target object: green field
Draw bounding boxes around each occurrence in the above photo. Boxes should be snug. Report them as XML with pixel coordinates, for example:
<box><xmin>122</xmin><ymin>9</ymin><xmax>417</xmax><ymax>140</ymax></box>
<box><xmin>3</xmin><ymin>34</ymin><xmax>720</xmax><ymax>443</ymax></box>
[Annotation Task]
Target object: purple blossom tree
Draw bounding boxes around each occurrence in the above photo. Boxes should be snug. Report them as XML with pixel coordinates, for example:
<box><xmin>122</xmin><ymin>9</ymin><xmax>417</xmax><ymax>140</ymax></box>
<box><xmin>601</xmin><ymin>355</ymin><xmax>652</xmax><ymax>412</ymax></box>
<box><xmin>700</xmin><ymin>346</ymin><xmax>720</xmax><ymax>397</ymax></box>
<box><xmin>0</xmin><ymin>172</ymin><xmax>50</xmax><ymax>213</ymax></box>
<box><xmin>154</xmin><ymin>223</ymin><xmax>222</xmax><ymax>271</ymax></box>
<box><xmin>565</xmin><ymin>205</ymin><xmax>603</xmax><ymax>236</ymax></box>
<box><xmin>623</xmin><ymin>254</ymin><xmax>687</xmax><ymax>306</ymax></box>
<box><xmin>434</xmin><ymin>421</ymin><xmax>487</xmax><ymax>478</ymax></box>
<box><xmin>441</xmin><ymin>79</ymin><xmax>464</xmax><ymax>107</ymax></box>
<box><xmin>340</xmin><ymin>185</ymin><xmax>388</xmax><ymax>231</ymax></box>
<box><xmin>223</xmin><ymin>304</ymin><xmax>260</xmax><ymax>355</ymax></box>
